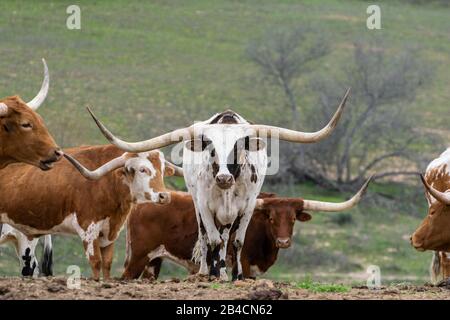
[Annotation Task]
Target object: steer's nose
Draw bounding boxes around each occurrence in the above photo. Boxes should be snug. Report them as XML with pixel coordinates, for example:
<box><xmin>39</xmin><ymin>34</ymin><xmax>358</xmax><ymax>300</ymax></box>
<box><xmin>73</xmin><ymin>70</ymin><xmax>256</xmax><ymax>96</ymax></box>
<box><xmin>54</xmin><ymin>148</ymin><xmax>63</xmax><ymax>159</ymax></box>
<box><xmin>158</xmin><ymin>192</ymin><xmax>171</xmax><ymax>204</ymax></box>
<box><xmin>276</xmin><ymin>238</ymin><xmax>291</xmax><ymax>248</ymax></box>
<box><xmin>215</xmin><ymin>174</ymin><xmax>234</xmax><ymax>189</ymax></box>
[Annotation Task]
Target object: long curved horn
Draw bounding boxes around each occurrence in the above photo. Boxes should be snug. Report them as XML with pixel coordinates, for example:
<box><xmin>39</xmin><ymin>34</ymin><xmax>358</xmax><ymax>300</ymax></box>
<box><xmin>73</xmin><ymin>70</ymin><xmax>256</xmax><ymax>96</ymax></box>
<box><xmin>250</xmin><ymin>88</ymin><xmax>350</xmax><ymax>143</ymax></box>
<box><xmin>165</xmin><ymin>160</ymin><xmax>184</xmax><ymax>177</ymax></box>
<box><xmin>420</xmin><ymin>174</ymin><xmax>450</xmax><ymax>205</ymax></box>
<box><xmin>86</xmin><ymin>107</ymin><xmax>194</xmax><ymax>153</ymax></box>
<box><xmin>27</xmin><ymin>58</ymin><xmax>49</xmax><ymax>110</ymax></box>
<box><xmin>64</xmin><ymin>153</ymin><xmax>127</xmax><ymax>180</ymax></box>
<box><xmin>88</xmin><ymin>88</ymin><xmax>349</xmax><ymax>153</ymax></box>
<box><xmin>302</xmin><ymin>175</ymin><xmax>372</xmax><ymax>212</ymax></box>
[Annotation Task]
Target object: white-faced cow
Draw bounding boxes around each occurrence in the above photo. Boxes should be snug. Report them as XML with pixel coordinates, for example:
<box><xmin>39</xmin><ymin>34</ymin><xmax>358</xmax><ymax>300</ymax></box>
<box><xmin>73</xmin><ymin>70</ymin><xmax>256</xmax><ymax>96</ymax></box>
<box><xmin>87</xmin><ymin>88</ymin><xmax>350</xmax><ymax>280</ymax></box>
<box><xmin>411</xmin><ymin>148</ymin><xmax>450</xmax><ymax>285</ymax></box>
<box><xmin>0</xmin><ymin>144</ymin><xmax>176</xmax><ymax>280</ymax></box>
<box><xmin>122</xmin><ymin>177</ymin><xmax>370</xmax><ymax>280</ymax></box>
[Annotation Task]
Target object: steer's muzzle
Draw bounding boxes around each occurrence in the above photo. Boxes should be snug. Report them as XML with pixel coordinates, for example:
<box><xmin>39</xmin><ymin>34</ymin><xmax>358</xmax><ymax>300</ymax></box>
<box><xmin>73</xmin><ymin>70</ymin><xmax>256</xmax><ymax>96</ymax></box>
<box><xmin>215</xmin><ymin>174</ymin><xmax>234</xmax><ymax>190</ymax></box>
<box><xmin>39</xmin><ymin>147</ymin><xmax>63</xmax><ymax>170</ymax></box>
<box><xmin>276</xmin><ymin>238</ymin><xmax>291</xmax><ymax>249</ymax></box>
<box><xmin>410</xmin><ymin>234</ymin><xmax>426</xmax><ymax>252</ymax></box>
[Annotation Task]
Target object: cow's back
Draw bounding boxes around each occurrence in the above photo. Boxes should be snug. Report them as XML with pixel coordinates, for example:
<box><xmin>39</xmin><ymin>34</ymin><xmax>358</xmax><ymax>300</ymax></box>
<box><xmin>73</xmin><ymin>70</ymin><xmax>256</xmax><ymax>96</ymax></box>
<box><xmin>0</xmin><ymin>144</ymin><xmax>129</xmax><ymax>232</ymax></box>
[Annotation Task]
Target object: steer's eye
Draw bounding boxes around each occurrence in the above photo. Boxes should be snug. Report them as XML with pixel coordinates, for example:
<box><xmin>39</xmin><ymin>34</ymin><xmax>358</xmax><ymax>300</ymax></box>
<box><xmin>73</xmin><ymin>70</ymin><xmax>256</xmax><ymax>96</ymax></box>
<box><xmin>21</xmin><ymin>122</ymin><xmax>32</xmax><ymax>129</ymax></box>
<box><xmin>430</xmin><ymin>210</ymin><xmax>435</xmax><ymax>216</ymax></box>
<box><xmin>139</xmin><ymin>167</ymin><xmax>146</xmax><ymax>173</ymax></box>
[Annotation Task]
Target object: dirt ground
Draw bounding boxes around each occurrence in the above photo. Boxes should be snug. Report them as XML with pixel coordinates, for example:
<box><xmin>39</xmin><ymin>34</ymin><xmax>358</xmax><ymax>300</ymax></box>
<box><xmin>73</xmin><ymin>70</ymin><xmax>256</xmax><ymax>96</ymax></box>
<box><xmin>1</xmin><ymin>276</ymin><xmax>450</xmax><ymax>300</ymax></box>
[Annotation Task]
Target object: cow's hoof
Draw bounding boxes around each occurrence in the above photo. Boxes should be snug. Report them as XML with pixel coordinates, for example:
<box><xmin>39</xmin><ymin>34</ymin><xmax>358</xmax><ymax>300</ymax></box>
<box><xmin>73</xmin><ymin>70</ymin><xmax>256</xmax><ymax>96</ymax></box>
<box><xmin>219</xmin><ymin>270</ymin><xmax>229</xmax><ymax>282</ymax></box>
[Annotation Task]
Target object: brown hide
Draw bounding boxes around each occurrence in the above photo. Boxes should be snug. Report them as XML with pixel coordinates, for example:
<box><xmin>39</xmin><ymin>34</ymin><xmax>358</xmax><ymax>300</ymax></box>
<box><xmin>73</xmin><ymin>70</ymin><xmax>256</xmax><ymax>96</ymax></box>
<box><xmin>0</xmin><ymin>144</ymin><xmax>170</xmax><ymax>279</ymax></box>
<box><xmin>0</xmin><ymin>96</ymin><xmax>61</xmax><ymax>169</ymax></box>
<box><xmin>411</xmin><ymin>165</ymin><xmax>450</xmax><ymax>252</ymax></box>
<box><xmin>123</xmin><ymin>192</ymin><xmax>310</xmax><ymax>279</ymax></box>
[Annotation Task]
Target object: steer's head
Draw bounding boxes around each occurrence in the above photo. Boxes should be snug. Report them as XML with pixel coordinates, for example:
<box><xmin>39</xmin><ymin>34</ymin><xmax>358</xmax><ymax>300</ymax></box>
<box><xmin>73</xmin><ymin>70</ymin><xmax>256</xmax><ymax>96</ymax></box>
<box><xmin>185</xmin><ymin>111</ymin><xmax>266</xmax><ymax>189</ymax></box>
<box><xmin>255</xmin><ymin>193</ymin><xmax>311</xmax><ymax>248</ymax></box>
<box><xmin>64</xmin><ymin>149</ymin><xmax>179</xmax><ymax>205</ymax></box>
<box><xmin>81</xmin><ymin>89</ymin><xmax>350</xmax><ymax>188</ymax></box>
<box><xmin>411</xmin><ymin>170</ymin><xmax>450</xmax><ymax>252</ymax></box>
<box><xmin>255</xmin><ymin>177</ymin><xmax>371</xmax><ymax>249</ymax></box>
<box><xmin>121</xmin><ymin>151</ymin><xmax>174</xmax><ymax>204</ymax></box>
<box><xmin>0</xmin><ymin>59</ymin><xmax>62</xmax><ymax>170</ymax></box>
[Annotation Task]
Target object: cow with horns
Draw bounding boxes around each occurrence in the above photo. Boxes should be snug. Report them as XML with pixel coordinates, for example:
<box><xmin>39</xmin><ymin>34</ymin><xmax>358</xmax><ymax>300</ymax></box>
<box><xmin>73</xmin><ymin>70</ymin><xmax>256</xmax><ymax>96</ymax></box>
<box><xmin>0</xmin><ymin>59</ymin><xmax>62</xmax><ymax>277</ymax></box>
<box><xmin>0</xmin><ymin>144</ymin><xmax>178</xmax><ymax>279</ymax></box>
<box><xmin>87</xmin><ymin>88</ymin><xmax>350</xmax><ymax>280</ymax></box>
<box><xmin>122</xmin><ymin>178</ymin><xmax>371</xmax><ymax>280</ymax></box>
<box><xmin>411</xmin><ymin>148</ymin><xmax>450</xmax><ymax>284</ymax></box>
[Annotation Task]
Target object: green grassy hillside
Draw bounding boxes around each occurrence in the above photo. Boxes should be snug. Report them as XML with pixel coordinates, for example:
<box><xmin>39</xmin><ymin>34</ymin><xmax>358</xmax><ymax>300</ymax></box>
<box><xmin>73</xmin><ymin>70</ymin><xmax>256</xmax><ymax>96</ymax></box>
<box><xmin>0</xmin><ymin>0</ymin><xmax>448</xmax><ymax>284</ymax></box>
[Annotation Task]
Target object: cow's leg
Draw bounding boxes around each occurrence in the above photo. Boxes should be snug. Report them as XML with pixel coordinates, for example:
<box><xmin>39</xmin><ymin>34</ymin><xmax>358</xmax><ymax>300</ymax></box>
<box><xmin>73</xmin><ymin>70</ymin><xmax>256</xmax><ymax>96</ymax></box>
<box><xmin>232</xmin><ymin>210</ymin><xmax>253</xmax><ymax>280</ymax></box>
<box><xmin>122</xmin><ymin>252</ymin><xmax>149</xmax><ymax>280</ymax></box>
<box><xmin>196</xmin><ymin>219</ymin><xmax>209</xmax><ymax>276</ymax></box>
<box><xmin>142</xmin><ymin>258</ymin><xmax>163</xmax><ymax>280</ymax></box>
<box><xmin>41</xmin><ymin>235</ymin><xmax>53</xmax><ymax>276</ymax></box>
<box><xmin>217</xmin><ymin>225</ymin><xmax>231</xmax><ymax>281</ymax></box>
<box><xmin>194</xmin><ymin>204</ymin><xmax>220</xmax><ymax>276</ymax></box>
<box><xmin>15</xmin><ymin>235</ymin><xmax>39</xmax><ymax>278</ymax></box>
<box><xmin>83</xmin><ymin>239</ymin><xmax>102</xmax><ymax>281</ymax></box>
<box><xmin>100</xmin><ymin>243</ymin><xmax>114</xmax><ymax>280</ymax></box>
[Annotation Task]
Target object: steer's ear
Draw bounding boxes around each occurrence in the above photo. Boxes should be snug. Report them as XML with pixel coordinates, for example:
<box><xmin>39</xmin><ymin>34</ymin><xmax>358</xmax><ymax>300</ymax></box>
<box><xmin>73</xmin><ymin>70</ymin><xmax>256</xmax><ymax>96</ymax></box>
<box><xmin>164</xmin><ymin>165</ymin><xmax>175</xmax><ymax>176</ymax></box>
<box><xmin>296</xmin><ymin>211</ymin><xmax>312</xmax><ymax>222</ymax></box>
<box><xmin>185</xmin><ymin>138</ymin><xmax>211</xmax><ymax>152</ymax></box>
<box><xmin>245</xmin><ymin>137</ymin><xmax>266</xmax><ymax>152</ymax></box>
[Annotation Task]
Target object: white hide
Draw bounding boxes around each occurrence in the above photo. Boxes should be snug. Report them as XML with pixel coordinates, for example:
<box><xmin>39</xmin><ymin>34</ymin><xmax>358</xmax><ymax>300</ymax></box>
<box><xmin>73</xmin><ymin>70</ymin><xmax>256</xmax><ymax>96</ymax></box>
<box><xmin>425</xmin><ymin>147</ymin><xmax>450</xmax><ymax>205</ymax></box>
<box><xmin>182</xmin><ymin>113</ymin><xmax>268</xmax><ymax>279</ymax></box>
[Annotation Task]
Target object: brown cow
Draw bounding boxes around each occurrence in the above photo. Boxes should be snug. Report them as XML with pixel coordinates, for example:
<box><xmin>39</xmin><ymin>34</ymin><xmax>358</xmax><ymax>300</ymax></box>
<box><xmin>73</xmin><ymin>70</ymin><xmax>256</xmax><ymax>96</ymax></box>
<box><xmin>0</xmin><ymin>144</ymin><xmax>175</xmax><ymax>280</ymax></box>
<box><xmin>411</xmin><ymin>148</ymin><xmax>450</xmax><ymax>252</ymax></box>
<box><xmin>122</xmin><ymin>178</ymin><xmax>370</xmax><ymax>280</ymax></box>
<box><xmin>411</xmin><ymin>148</ymin><xmax>450</xmax><ymax>285</ymax></box>
<box><xmin>0</xmin><ymin>59</ymin><xmax>62</xmax><ymax>170</ymax></box>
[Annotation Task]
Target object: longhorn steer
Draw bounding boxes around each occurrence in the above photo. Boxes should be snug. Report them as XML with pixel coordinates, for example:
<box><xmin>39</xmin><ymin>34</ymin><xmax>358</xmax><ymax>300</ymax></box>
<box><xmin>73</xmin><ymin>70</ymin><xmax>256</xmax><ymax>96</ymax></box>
<box><xmin>0</xmin><ymin>144</ymin><xmax>174</xmax><ymax>279</ymax></box>
<box><xmin>122</xmin><ymin>178</ymin><xmax>370</xmax><ymax>280</ymax></box>
<box><xmin>411</xmin><ymin>148</ymin><xmax>450</xmax><ymax>284</ymax></box>
<box><xmin>411</xmin><ymin>148</ymin><xmax>450</xmax><ymax>252</ymax></box>
<box><xmin>0</xmin><ymin>59</ymin><xmax>62</xmax><ymax>277</ymax></box>
<box><xmin>87</xmin><ymin>88</ymin><xmax>350</xmax><ymax>280</ymax></box>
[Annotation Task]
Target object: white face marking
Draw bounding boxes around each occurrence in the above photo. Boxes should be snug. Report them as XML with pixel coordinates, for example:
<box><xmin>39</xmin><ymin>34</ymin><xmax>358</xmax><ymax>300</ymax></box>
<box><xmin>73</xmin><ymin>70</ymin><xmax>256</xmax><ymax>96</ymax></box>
<box><xmin>124</xmin><ymin>152</ymin><xmax>162</xmax><ymax>204</ymax></box>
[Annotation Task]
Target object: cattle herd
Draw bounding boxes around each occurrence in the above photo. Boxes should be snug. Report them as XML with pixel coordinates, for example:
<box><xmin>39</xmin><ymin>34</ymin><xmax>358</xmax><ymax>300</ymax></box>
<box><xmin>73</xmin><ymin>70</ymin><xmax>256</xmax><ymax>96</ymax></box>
<box><xmin>0</xmin><ymin>60</ymin><xmax>449</xmax><ymax>287</ymax></box>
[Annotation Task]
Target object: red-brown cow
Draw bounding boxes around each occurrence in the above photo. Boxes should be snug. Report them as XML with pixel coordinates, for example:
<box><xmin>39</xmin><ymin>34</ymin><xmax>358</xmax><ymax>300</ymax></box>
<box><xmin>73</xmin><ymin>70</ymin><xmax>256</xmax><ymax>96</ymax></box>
<box><xmin>0</xmin><ymin>144</ymin><xmax>176</xmax><ymax>280</ymax></box>
<box><xmin>411</xmin><ymin>148</ymin><xmax>450</xmax><ymax>285</ymax></box>
<box><xmin>122</xmin><ymin>178</ymin><xmax>370</xmax><ymax>280</ymax></box>
<box><xmin>0</xmin><ymin>59</ymin><xmax>62</xmax><ymax>170</ymax></box>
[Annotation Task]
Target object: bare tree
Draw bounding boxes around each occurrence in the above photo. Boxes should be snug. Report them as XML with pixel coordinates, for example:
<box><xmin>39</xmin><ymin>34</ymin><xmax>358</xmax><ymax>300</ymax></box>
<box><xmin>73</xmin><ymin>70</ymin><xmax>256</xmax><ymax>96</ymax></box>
<box><xmin>247</xmin><ymin>26</ymin><xmax>329</xmax><ymax>129</ymax></box>
<box><xmin>301</xmin><ymin>41</ymin><xmax>437</xmax><ymax>188</ymax></box>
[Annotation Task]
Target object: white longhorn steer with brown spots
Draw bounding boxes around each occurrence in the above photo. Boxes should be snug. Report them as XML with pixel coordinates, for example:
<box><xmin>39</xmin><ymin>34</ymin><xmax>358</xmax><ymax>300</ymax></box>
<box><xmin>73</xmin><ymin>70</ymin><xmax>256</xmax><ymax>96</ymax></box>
<box><xmin>0</xmin><ymin>144</ymin><xmax>175</xmax><ymax>280</ymax></box>
<box><xmin>87</xmin><ymin>88</ymin><xmax>350</xmax><ymax>280</ymax></box>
